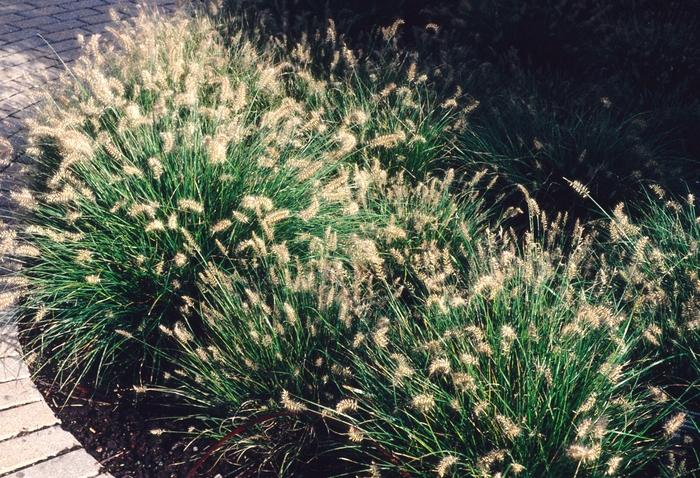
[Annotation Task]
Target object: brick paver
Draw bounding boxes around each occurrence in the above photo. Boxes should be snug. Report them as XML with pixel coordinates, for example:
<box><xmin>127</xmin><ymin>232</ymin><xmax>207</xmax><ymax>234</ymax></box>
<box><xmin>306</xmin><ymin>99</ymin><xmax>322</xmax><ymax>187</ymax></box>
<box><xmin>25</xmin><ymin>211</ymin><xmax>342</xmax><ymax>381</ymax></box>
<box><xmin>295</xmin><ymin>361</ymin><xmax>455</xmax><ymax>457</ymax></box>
<box><xmin>0</xmin><ymin>378</ymin><xmax>43</xmax><ymax>411</ymax></box>
<box><xmin>3</xmin><ymin>449</ymin><xmax>105</xmax><ymax>478</ymax></box>
<box><xmin>0</xmin><ymin>400</ymin><xmax>59</xmax><ymax>441</ymax></box>
<box><xmin>0</xmin><ymin>1</ymin><xmax>177</xmax><ymax>476</ymax></box>
<box><xmin>0</xmin><ymin>425</ymin><xmax>80</xmax><ymax>474</ymax></box>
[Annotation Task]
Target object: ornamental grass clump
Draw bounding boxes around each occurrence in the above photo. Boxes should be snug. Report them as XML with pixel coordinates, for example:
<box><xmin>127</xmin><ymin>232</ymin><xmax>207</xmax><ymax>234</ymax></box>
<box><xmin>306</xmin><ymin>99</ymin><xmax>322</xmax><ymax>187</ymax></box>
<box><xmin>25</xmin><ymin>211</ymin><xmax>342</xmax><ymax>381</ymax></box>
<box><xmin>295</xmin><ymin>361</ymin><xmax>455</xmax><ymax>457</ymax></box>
<box><xmin>161</xmin><ymin>193</ymin><xmax>694</xmax><ymax>475</ymax></box>
<box><xmin>336</xmin><ymin>216</ymin><xmax>686</xmax><ymax>477</ymax></box>
<box><xmin>158</xmin><ymin>166</ymin><xmax>491</xmax><ymax>475</ymax></box>
<box><xmin>593</xmin><ymin>188</ymin><xmax>699</xmax><ymax>386</ymax></box>
<box><xmin>2</xmin><ymin>10</ymin><xmax>466</xmax><ymax>387</ymax></box>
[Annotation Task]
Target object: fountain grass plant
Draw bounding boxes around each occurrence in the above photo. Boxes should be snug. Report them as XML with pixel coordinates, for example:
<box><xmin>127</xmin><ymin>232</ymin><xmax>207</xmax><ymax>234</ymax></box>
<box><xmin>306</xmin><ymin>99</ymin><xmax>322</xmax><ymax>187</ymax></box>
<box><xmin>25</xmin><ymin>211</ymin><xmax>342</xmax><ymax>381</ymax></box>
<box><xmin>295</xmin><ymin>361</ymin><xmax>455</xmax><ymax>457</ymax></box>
<box><xmin>162</xmin><ymin>200</ymin><xmax>694</xmax><ymax>476</ymax></box>
<box><xmin>336</xmin><ymin>218</ymin><xmax>685</xmax><ymax>477</ymax></box>
<box><xmin>1</xmin><ymin>10</ymin><xmax>466</xmax><ymax>387</ymax></box>
<box><xmin>589</xmin><ymin>187</ymin><xmax>699</xmax><ymax>389</ymax></box>
<box><xmin>152</xmin><ymin>163</ymin><xmax>492</xmax><ymax>475</ymax></box>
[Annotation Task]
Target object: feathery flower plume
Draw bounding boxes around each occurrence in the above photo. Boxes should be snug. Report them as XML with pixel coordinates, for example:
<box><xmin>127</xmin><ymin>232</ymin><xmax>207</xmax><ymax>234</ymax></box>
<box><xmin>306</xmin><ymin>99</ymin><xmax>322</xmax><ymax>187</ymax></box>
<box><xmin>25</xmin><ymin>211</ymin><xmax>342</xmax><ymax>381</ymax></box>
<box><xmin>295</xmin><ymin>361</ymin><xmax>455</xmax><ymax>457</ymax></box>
<box><xmin>389</xmin><ymin>354</ymin><xmax>414</xmax><ymax>385</ymax></box>
<box><xmin>173</xmin><ymin>252</ymin><xmax>187</xmax><ymax>267</ymax></box>
<box><xmin>451</xmin><ymin>372</ymin><xmax>476</xmax><ymax>392</ymax></box>
<box><xmin>606</xmin><ymin>456</ymin><xmax>622</xmax><ymax>475</ymax></box>
<box><xmin>85</xmin><ymin>274</ymin><xmax>101</xmax><ymax>284</ymax></box>
<box><xmin>123</xmin><ymin>164</ymin><xmax>143</xmax><ymax>177</ymax></box>
<box><xmin>34</xmin><ymin>305</ymin><xmax>48</xmax><ymax>322</ymax></box>
<box><xmin>145</xmin><ymin>220</ymin><xmax>165</xmax><ymax>232</ymax></box>
<box><xmin>262</xmin><ymin>209</ymin><xmax>290</xmax><ymax>239</ymax></box>
<box><xmin>158</xmin><ymin>325</ymin><xmax>173</xmax><ymax>337</ymax></box>
<box><xmin>382</xmin><ymin>19</ymin><xmax>405</xmax><ymax>40</ymax></box>
<box><xmin>332</xmin><ymin>130</ymin><xmax>357</xmax><ymax>158</ymax></box>
<box><xmin>411</xmin><ymin>393</ymin><xmax>435</xmax><ymax>413</ymax></box>
<box><xmin>648</xmin><ymin>385</ymin><xmax>670</xmax><ymax>403</ymax></box>
<box><xmin>567</xmin><ymin>178</ymin><xmax>591</xmax><ymax>198</ymax></box>
<box><xmin>428</xmin><ymin>357</ymin><xmax>451</xmax><ymax>376</ymax></box>
<box><xmin>147</xmin><ymin>157</ymin><xmax>163</xmax><ymax>179</ymax></box>
<box><xmin>495</xmin><ymin>414</ymin><xmax>521</xmax><ymax>439</ymax></box>
<box><xmin>271</xmin><ymin>243</ymin><xmax>290</xmax><ymax>264</ymax></box>
<box><xmin>211</xmin><ymin>219</ymin><xmax>232</xmax><ymax>234</ymax></box>
<box><xmin>173</xmin><ymin>321</ymin><xmax>194</xmax><ymax>344</ymax></box>
<box><xmin>0</xmin><ymin>291</ymin><xmax>22</xmax><ymax>311</ymax></box>
<box><xmin>406</xmin><ymin>62</ymin><xmax>417</xmax><ymax>83</ymax></box>
<box><xmin>76</xmin><ymin>249</ymin><xmax>93</xmax><ymax>264</ymax></box>
<box><xmin>576</xmin><ymin>394</ymin><xmax>597</xmax><ymax>414</ymax></box>
<box><xmin>352</xmin><ymin>333</ymin><xmax>366</xmax><ymax>349</ymax></box>
<box><xmin>128</xmin><ymin>202</ymin><xmax>158</xmax><ymax>218</ymax></box>
<box><xmin>298</xmin><ymin>196</ymin><xmax>319</xmax><ymax>222</ymax></box>
<box><xmin>14</xmin><ymin>244</ymin><xmax>41</xmax><ymax>257</ymax></box>
<box><xmin>566</xmin><ymin>443</ymin><xmax>601</xmax><ymax>464</ymax></box>
<box><xmin>347</xmin><ymin>426</ymin><xmax>364</xmax><ymax>443</ymax></box>
<box><xmin>160</xmin><ymin>132</ymin><xmax>174</xmax><ymax>153</ymax></box>
<box><xmin>281</xmin><ymin>389</ymin><xmax>306</xmax><ymax>413</ymax></box>
<box><xmin>663</xmin><ymin>412</ymin><xmax>686</xmax><ymax>437</ymax></box>
<box><xmin>436</xmin><ymin>456</ymin><xmax>458</xmax><ymax>477</ymax></box>
<box><xmin>642</xmin><ymin>324</ymin><xmax>662</xmax><ymax>346</ymax></box>
<box><xmin>373</xmin><ymin>323</ymin><xmax>390</xmax><ymax>349</ymax></box>
<box><xmin>500</xmin><ymin>325</ymin><xmax>517</xmax><ymax>354</ymax></box>
<box><xmin>241</xmin><ymin>195</ymin><xmax>274</xmax><ymax>216</ymax></box>
<box><xmin>204</xmin><ymin>134</ymin><xmax>227</xmax><ymax>165</ymax></box>
<box><xmin>349</xmin><ymin>237</ymin><xmax>384</xmax><ymax>273</ymax></box>
<box><xmin>131</xmin><ymin>385</ymin><xmax>148</xmax><ymax>395</ymax></box>
<box><xmin>283</xmin><ymin>302</ymin><xmax>297</xmax><ymax>325</ymax></box>
<box><xmin>10</xmin><ymin>188</ymin><xmax>37</xmax><ymax>209</ymax></box>
<box><xmin>335</xmin><ymin>399</ymin><xmax>358</xmax><ymax>414</ymax></box>
<box><xmin>231</xmin><ymin>211</ymin><xmax>249</xmax><ymax>224</ymax></box>
<box><xmin>167</xmin><ymin>214</ymin><xmax>178</xmax><ymax>230</ymax></box>
<box><xmin>178</xmin><ymin>199</ymin><xmax>204</xmax><ymax>214</ymax></box>
<box><xmin>369</xmin><ymin>131</ymin><xmax>406</xmax><ymax>149</ymax></box>
<box><xmin>326</xmin><ymin>18</ymin><xmax>336</xmax><ymax>43</ymax></box>
<box><xmin>441</xmin><ymin>98</ymin><xmax>458</xmax><ymax>109</ymax></box>
<box><xmin>115</xmin><ymin>329</ymin><xmax>134</xmax><ymax>339</ymax></box>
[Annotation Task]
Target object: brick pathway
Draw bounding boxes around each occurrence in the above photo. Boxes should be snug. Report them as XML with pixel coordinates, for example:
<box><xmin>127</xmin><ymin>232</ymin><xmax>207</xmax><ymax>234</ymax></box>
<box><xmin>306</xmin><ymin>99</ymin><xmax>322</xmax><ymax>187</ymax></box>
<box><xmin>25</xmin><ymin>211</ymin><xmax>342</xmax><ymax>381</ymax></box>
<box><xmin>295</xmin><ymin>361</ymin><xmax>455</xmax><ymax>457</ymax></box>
<box><xmin>1</xmin><ymin>1</ymin><xmax>176</xmax><ymax>476</ymax></box>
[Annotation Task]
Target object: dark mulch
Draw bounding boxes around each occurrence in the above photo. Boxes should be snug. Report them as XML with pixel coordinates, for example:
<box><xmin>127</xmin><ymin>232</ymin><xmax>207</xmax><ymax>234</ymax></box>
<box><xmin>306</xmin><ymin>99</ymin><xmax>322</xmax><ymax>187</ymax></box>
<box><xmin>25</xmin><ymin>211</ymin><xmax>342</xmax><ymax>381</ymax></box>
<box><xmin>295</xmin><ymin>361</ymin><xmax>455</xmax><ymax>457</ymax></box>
<box><xmin>30</xmin><ymin>372</ymin><xmax>231</xmax><ymax>478</ymax></box>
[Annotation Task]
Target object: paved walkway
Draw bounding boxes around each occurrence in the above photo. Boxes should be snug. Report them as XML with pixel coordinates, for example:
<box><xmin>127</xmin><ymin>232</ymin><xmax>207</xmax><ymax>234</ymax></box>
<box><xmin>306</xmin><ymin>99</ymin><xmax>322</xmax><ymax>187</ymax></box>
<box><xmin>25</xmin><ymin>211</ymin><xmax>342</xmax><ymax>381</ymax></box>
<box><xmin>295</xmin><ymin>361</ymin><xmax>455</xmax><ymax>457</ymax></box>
<box><xmin>1</xmin><ymin>1</ymin><xmax>175</xmax><ymax>476</ymax></box>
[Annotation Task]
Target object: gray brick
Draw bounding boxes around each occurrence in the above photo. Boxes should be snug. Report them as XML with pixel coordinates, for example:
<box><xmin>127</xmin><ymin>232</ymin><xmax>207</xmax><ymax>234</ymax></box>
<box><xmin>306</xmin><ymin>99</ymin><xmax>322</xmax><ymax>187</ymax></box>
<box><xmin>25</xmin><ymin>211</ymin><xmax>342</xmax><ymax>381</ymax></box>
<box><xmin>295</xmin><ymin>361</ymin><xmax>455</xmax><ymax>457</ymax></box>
<box><xmin>3</xmin><ymin>93</ymin><xmax>36</xmax><ymax>112</ymax></box>
<box><xmin>23</xmin><ymin>0</ymin><xmax>72</xmax><ymax>7</ymax></box>
<box><xmin>0</xmin><ymin>85</ymin><xmax>21</xmax><ymax>102</ymax></box>
<box><xmin>0</xmin><ymin>23</ymin><xmax>19</xmax><ymax>36</ymax></box>
<box><xmin>0</xmin><ymin>52</ymin><xmax>34</xmax><ymax>68</ymax></box>
<box><xmin>52</xmin><ymin>7</ymin><xmax>102</xmax><ymax>22</ymax></box>
<box><xmin>80</xmin><ymin>20</ymin><xmax>114</xmax><ymax>34</ymax></box>
<box><xmin>45</xmin><ymin>37</ymin><xmax>82</xmax><ymax>54</ymax></box>
<box><xmin>0</xmin><ymin>378</ymin><xmax>43</xmax><ymax>411</ymax></box>
<box><xmin>1</xmin><ymin>13</ymin><xmax>26</xmax><ymax>24</ymax></box>
<box><xmin>3</xmin><ymin>449</ymin><xmax>105</xmax><ymax>478</ymax></box>
<box><xmin>66</xmin><ymin>0</ymin><xmax>111</xmax><ymax>11</ymax></box>
<box><xmin>0</xmin><ymin>324</ymin><xmax>21</xmax><ymax>357</ymax></box>
<box><xmin>0</xmin><ymin>355</ymin><xmax>30</xmax><ymax>383</ymax></box>
<box><xmin>38</xmin><ymin>19</ymin><xmax>86</xmax><ymax>34</ymax></box>
<box><xmin>12</xmin><ymin>15</ymin><xmax>58</xmax><ymax>30</ymax></box>
<box><xmin>43</xmin><ymin>26</ymin><xmax>90</xmax><ymax>43</ymax></box>
<box><xmin>78</xmin><ymin>11</ymin><xmax>113</xmax><ymax>25</ymax></box>
<box><xmin>0</xmin><ymin>401</ymin><xmax>59</xmax><ymax>441</ymax></box>
<box><xmin>0</xmin><ymin>426</ymin><xmax>79</xmax><ymax>475</ymax></box>
<box><xmin>21</xmin><ymin>5</ymin><xmax>67</xmax><ymax>18</ymax></box>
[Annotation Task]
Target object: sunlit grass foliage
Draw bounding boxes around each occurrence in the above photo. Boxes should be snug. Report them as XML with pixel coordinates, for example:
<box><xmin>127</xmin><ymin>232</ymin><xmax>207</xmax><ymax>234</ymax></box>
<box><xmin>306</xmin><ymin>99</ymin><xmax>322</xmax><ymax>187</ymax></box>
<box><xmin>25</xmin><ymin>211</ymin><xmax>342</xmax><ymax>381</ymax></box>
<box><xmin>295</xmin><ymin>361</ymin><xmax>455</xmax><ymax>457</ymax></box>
<box><xmin>2</xmin><ymin>11</ymin><xmax>465</xmax><ymax>386</ymax></box>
